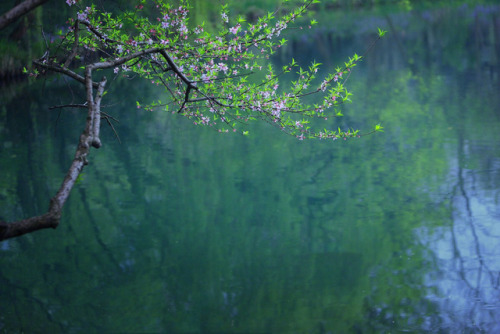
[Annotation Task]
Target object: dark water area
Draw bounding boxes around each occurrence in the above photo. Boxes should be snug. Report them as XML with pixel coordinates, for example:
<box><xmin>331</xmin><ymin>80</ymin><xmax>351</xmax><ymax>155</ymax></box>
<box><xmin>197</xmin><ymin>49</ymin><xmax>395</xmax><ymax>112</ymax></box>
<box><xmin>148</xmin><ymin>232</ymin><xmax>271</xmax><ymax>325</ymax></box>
<box><xmin>1</xmin><ymin>3</ymin><xmax>500</xmax><ymax>333</ymax></box>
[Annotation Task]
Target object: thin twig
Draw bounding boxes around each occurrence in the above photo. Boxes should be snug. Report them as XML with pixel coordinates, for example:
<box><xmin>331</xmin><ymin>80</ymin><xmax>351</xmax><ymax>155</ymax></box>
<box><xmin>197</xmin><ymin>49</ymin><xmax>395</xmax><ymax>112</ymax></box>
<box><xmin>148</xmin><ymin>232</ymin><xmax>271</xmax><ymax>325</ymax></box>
<box><xmin>104</xmin><ymin>117</ymin><xmax>121</xmax><ymax>144</ymax></box>
<box><xmin>101</xmin><ymin>111</ymin><xmax>119</xmax><ymax>123</ymax></box>
<box><xmin>49</xmin><ymin>103</ymin><xmax>88</xmax><ymax>110</ymax></box>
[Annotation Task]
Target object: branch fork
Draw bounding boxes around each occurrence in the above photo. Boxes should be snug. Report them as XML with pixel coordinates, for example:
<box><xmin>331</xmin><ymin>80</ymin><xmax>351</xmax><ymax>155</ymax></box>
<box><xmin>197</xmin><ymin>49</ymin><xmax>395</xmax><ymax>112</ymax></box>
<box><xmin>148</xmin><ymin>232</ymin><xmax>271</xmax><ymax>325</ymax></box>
<box><xmin>0</xmin><ymin>62</ymin><xmax>107</xmax><ymax>241</ymax></box>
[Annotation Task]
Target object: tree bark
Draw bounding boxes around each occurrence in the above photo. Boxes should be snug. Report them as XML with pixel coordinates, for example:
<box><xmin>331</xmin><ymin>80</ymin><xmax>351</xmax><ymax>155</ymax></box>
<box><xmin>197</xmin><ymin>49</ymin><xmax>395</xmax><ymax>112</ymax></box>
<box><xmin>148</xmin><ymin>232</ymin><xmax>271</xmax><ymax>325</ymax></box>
<box><xmin>0</xmin><ymin>0</ymin><xmax>51</xmax><ymax>31</ymax></box>
<box><xmin>0</xmin><ymin>201</ymin><xmax>60</xmax><ymax>240</ymax></box>
<box><xmin>0</xmin><ymin>122</ymin><xmax>91</xmax><ymax>241</ymax></box>
<box><xmin>0</xmin><ymin>61</ymin><xmax>107</xmax><ymax>241</ymax></box>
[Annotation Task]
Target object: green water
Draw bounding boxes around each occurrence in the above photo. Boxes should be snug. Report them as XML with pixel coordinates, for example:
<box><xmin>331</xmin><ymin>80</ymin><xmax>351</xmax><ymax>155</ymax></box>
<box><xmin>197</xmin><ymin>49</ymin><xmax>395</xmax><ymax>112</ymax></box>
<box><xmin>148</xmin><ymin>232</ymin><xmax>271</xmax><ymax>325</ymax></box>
<box><xmin>1</xmin><ymin>3</ymin><xmax>500</xmax><ymax>333</ymax></box>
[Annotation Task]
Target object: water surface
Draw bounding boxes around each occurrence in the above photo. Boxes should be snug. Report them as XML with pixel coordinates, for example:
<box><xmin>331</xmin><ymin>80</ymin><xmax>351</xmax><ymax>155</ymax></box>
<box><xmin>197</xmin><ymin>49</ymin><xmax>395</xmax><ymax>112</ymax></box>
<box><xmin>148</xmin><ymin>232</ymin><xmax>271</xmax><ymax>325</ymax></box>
<box><xmin>1</xmin><ymin>3</ymin><xmax>500</xmax><ymax>333</ymax></box>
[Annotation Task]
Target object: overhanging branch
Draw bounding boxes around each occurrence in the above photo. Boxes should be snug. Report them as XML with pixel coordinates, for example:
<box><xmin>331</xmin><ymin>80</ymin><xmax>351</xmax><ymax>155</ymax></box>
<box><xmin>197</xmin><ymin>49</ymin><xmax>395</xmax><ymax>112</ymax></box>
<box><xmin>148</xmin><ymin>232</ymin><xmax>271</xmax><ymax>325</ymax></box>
<box><xmin>0</xmin><ymin>66</ymin><xmax>108</xmax><ymax>242</ymax></box>
<box><xmin>0</xmin><ymin>0</ymin><xmax>51</xmax><ymax>31</ymax></box>
<box><xmin>33</xmin><ymin>59</ymin><xmax>99</xmax><ymax>88</ymax></box>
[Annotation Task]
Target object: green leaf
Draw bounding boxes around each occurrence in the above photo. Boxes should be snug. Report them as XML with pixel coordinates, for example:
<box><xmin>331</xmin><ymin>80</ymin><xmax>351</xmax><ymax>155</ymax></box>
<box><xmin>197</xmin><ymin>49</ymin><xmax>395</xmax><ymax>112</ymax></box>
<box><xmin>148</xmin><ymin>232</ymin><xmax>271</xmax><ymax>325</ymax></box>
<box><xmin>75</xmin><ymin>173</ymin><xmax>84</xmax><ymax>185</ymax></box>
<box><xmin>378</xmin><ymin>27</ymin><xmax>387</xmax><ymax>37</ymax></box>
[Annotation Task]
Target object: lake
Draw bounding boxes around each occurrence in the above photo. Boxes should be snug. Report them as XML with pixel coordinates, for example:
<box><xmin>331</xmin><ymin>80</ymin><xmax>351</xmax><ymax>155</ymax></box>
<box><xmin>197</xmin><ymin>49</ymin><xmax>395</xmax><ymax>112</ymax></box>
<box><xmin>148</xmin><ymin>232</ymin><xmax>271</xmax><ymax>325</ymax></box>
<box><xmin>1</xmin><ymin>2</ymin><xmax>500</xmax><ymax>333</ymax></box>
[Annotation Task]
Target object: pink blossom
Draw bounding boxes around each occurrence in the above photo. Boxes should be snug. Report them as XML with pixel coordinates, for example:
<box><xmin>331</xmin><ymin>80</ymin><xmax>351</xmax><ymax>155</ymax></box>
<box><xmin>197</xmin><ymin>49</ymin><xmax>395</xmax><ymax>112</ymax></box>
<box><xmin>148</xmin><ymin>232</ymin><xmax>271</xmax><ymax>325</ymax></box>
<box><xmin>77</xmin><ymin>12</ymin><xmax>88</xmax><ymax>21</ymax></box>
<box><xmin>200</xmin><ymin>74</ymin><xmax>209</xmax><ymax>83</ymax></box>
<box><xmin>320</xmin><ymin>80</ymin><xmax>327</xmax><ymax>91</ymax></box>
<box><xmin>217</xmin><ymin>63</ymin><xmax>228</xmax><ymax>73</ymax></box>
<box><xmin>229</xmin><ymin>25</ymin><xmax>240</xmax><ymax>35</ymax></box>
<box><xmin>178</xmin><ymin>24</ymin><xmax>188</xmax><ymax>35</ymax></box>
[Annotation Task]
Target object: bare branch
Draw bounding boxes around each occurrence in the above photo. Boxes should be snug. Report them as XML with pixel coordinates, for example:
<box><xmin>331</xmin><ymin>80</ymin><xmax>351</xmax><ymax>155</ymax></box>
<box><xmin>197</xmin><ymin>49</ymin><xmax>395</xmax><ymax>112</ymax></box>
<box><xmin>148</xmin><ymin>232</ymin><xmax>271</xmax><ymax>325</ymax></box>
<box><xmin>49</xmin><ymin>103</ymin><xmax>88</xmax><ymax>110</ymax></box>
<box><xmin>0</xmin><ymin>212</ymin><xmax>58</xmax><ymax>241</ymax></box>
<box><xmin>1</xmin><ymin>59</ymin><xmax>108</xmax><ymax>241</ymax></box>
<box><xmin>92</xmin><ymin>77</ymin><xmax>107</xmax><ymax>148</ymax></box>
<box><xmin>33</xmin><ymin>59</ymin><xmax>99</xmax><ymax>88</ymax></box>
<box><xmin>101</xmin><ymin>111</ymin><xmax>119</xmax><ymax>123</ymax></box>
<box><xmin>0</xmin><ymin>0</ymin><xmax>50</xmax><ymax>31</ymax></box>
<box><xmin>104</xmin><ymin>116</ymin><xmax>121</xmax><ymax>144</ymax></box>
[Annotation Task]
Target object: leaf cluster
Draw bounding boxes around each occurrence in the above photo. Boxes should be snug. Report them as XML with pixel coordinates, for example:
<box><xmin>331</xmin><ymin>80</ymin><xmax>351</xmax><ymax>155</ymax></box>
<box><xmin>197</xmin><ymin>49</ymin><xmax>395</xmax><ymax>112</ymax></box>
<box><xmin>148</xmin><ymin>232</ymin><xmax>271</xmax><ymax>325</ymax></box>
<box><xmin>36</xmin><ymin>0</ymin><xmax>384</xmax><ymax>140</ymax></box>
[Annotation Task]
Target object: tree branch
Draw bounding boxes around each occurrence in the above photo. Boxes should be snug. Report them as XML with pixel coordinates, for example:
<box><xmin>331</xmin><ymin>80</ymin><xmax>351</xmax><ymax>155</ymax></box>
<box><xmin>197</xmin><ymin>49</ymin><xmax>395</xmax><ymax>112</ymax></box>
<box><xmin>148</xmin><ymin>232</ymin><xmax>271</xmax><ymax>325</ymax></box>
<box><xmin>33</xmin><ymin>59</ymin><xmax>99</xmax><ymax>88</ymax></box>
<box><xmin>0</xmin><ymin>0</ymin><xmax>50</xmax><ymax>31</ymax></box>
<box><xmin>0</xmin><ymin>130</ymin><xmax>89</xmax><ymax>241</ymax></box>
<box><xmin>159</xmin><ymin>50</ymin><xmax>194</xmax><ymax>87</ymax></box>
<box><xmin>0</xmin><ymin>63</ymin><xmax>107</xmax><ymax>242</ymax></box>
<box><xmin>49</xmin><ymin>103</ymin><xmax>88</xmax><ymax>110</ymax></box>
<box><xmin>92</xmin><ymin>77</ymin><xmax>107</xmax><ymax>148</ymax></box>
<box><xmin>92</xmin><ymin>47</ymin><xmax>162</xmax><ymax>70</ymax></box>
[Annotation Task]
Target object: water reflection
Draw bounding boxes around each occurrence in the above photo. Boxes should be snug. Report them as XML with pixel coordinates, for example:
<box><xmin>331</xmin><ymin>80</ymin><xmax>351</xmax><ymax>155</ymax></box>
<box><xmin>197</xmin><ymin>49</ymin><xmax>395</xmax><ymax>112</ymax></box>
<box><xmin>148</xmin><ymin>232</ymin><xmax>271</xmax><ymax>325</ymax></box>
<box><xmin>420</xmin><ymin>141</ymin><xmax>500</xmax><ymax>332</ymax></box>
<box><xmin>1</xmin><ymin>3</ymin><xmax>500</xmax><ymax>333</ymax></box>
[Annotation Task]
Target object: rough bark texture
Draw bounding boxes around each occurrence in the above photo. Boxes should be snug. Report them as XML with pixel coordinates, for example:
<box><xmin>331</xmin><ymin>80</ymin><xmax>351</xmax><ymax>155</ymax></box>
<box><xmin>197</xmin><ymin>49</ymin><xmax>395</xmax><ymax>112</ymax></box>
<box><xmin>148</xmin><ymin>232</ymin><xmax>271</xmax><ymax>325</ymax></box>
<box><xmin>0</xmin><ymin>60</ymin><xmax>107</xmax><ymax>241</ymax></box>
<box><xmin>0</xmin><ymin>199</ymin><xmax>60</xmax><ymax>240</ymax></box>
<box><xmin>0</xmin><ymin>0</ymin><xmax>51</xmax><ymax>31</ymax></box>
<box><xmin>0</xmin><ymin>112</ymin><xmax>94</xmax><ymax>241</ymax></box>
